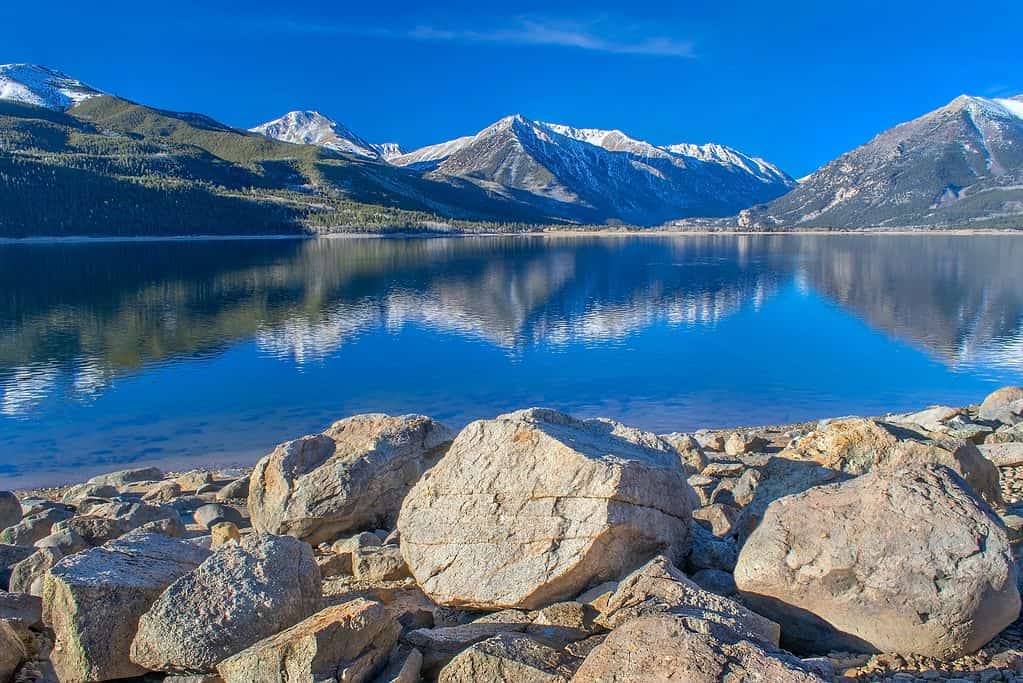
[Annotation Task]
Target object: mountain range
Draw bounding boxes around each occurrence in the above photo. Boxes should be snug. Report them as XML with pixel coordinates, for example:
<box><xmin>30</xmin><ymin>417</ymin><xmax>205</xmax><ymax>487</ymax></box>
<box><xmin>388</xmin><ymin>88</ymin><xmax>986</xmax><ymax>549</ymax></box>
<box><xmin>1</xmin><ymin>63</ymin><xmax>1021</xmax><ymax>235</ymax></box>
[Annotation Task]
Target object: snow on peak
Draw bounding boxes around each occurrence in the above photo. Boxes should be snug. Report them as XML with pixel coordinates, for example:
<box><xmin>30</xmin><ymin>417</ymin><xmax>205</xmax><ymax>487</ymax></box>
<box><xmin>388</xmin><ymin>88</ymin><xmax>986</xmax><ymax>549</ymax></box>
<box><xmin>250</xmin><ymin>110</ymin><xmax>380</xmax><ymax>159</ymax></box>
<box><xmin>0</xmin><ymin>64</ymin><xmax>103</xmax><ymax>111</ymax></box>
<box><xmin>993</xmin><ymin>97</ymin><xmax>1023</xmax><ymax>121</ymax></box>
<box><xmin>371</xmin><ymin>142</ymin><xmax>405</xmax><ymax>160</ymax></box>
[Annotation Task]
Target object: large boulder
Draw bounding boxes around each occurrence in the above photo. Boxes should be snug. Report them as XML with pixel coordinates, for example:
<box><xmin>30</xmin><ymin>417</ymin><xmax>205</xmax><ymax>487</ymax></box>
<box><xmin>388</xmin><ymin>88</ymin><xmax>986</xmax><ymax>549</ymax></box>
<box><xmin>10</xmin><ymin>547</ymin><xmax>62</xmax><ymax>596</ymax></box>
<box><xmin>1</xmin><ymin>506</ymin><xmax>73</xmax><ymax>546</ymax></box>
<box><xmin>130</xmin><ymin>533</ymin><xmax>321</xmax><ymax>674</ymax></box>
<box><xmin>217</xmin><ymin>599</ymin><xmax>398</xmax><ymax>683</ymax></box>
<box><xmin>402</xmin><ymin>610</ymin><xmax>535</xmax><ymax>675</ymax></box>
<box><xmin>398</xmin><ymin>408</ymin><xmax>695</xmax><ymax>609</ymax></box>
<box><xmin>571</xmin><ymin>613</ymin><xmax>825</xmax><ymax>682</ymax></box>
<box><xmin>783</xmin><ymin>417</ymin><xmax>1001</xmax><ymax>504</ymax></box>
<box><xmin>0</xmin><ymin>544</ymin><xmax>36</xmax><ymax>589</ymax></box>
<box><xmin>42</xmin><ymin>533</ymin><xmax>210</xmax><ymax>683</ymax></box>
<box><xmin>85</xmin><ymin>501</ymin><xmax>182</xmax><ymax>531</ymax></box>
<box><xmin>249</xmin><ymin>414</ymin><xmax>453</xmax><ymax>544</ymax></box>
<box><xmin>0</xmin><ymin>492</ymin><xmax>20</xmax><ymax>531</ymax></box>
<box><xmin>734</xmin><ymin>465</ymin><xmax>1019</xmax><ymax>659</ymax></box>
<box><xmin>980</xmin><ymin>386</ymin><xmax>1023</xmax><ymax>421</ymax></box>
<box><xmin>85</xmin><ymin>466</ymin><xmax>163</xmax><ymax>488</ymax></box>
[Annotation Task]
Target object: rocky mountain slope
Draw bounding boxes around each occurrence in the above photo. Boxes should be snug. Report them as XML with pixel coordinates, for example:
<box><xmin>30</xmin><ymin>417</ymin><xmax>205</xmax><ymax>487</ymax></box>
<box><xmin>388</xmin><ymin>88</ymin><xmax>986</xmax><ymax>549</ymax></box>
<box><xmin>733</xmin><ymin>94</ymin><xmax>1023</xmax><ymax>229</ymax></box>
<box><xmin>389</xmin><ymin>114</ymin><xmax>796</xmax><ymax>225</ymax></box>
<box><xmin>0</xmin><ymin>64</ymin><xmax>102</xmax><ymax>111</ymax></box>
<box><xmin>250</xmin><ymin>110</ymin><xmax>381</xmax><ymax>159</ymax></box>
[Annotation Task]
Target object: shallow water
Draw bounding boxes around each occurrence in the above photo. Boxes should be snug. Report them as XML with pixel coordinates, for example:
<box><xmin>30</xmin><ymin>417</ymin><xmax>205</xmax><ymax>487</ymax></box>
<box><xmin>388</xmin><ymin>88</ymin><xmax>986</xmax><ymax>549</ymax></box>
<box><xmin>2</xmin><ymin>234</ymin><xmax>1022</xmax><ymax>487</ymax></box>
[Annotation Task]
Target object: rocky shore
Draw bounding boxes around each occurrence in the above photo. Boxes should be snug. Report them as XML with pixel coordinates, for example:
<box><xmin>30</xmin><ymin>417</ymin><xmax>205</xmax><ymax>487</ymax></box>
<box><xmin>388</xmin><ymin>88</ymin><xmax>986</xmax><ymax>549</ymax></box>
<box><xmin>3</xmin><ymin>387</ymin><xmax>1023</xmax><ymax>683</ymax></box>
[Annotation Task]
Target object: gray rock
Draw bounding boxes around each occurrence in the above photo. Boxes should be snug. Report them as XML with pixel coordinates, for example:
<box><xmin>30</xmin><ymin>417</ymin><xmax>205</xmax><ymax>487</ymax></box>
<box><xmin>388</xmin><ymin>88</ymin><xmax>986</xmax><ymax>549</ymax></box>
<box><xmin>371</xmin><ymin>646</ymin><xmax>422</xmax><ymax>683</ymax></box>
<box><xmin>85</xmin><ymin>501</ymin><xmax>181</xmax><ymax>531</ymax></box>
<box><xmin>572</xmin><ymin>614</ymin><xmax>825</xmax><ymax>682</ymax></box>
<box><xmin>133</xmin><ymin>516</ymin><xmax>186</xmax><ymax>538</ymax></box>
<box><xmin>215</xmin><ymin>476</ymin><xmax>250</xmax><ymax>502</ymax></box>
<box><xmin>174</xmin><ymin>470</ymin><xmax>214</xmax><ymax>492</ymax></box>
<box><xmin>10</xmin><ymin>547</ymin><xmax>62</xmax><ymax>596</ymax></box>
<box><xmin>690</xmin><ymin>568</ymin><xmax>738</xmax><ymax>597</ymax></box>
<box><xmin>0</xmin><ymin>591</ymin><xmax>42</xmax><ymax>630</ymax></box>
<box><xmin>141</xmin><ymin>481</ymin><xmax>183</xmax><ymax>503</ymax></box>
<box><xmin>0</xmin><ymin>492</ymin><xmax>22</xmax><ymax>530</ymax></box>
<box><xmin>402</xmin><ymin>610</ymin><xmax>534</xmax><ymax>675</ymax></box>
<box><xmin>734</xmin><ymin>465</ymin><xmax>1019</xmax><ymax>660</ymax></box>
<box><xmin>597</xmin><ymin>555</ymin><xmax>779</xmax><ymax>647</ymax></box>
<box><xmin>661</xmin><ymin>432</ymin><xmax>709</xmax><ymax>473</ymax></box>
<box><xmin>43</xmin><ymin>533</ymin><xmax>210</xmax><ymax>683</ymax></box>
<box><xmin>0</xmin><ymin>544</ymin><xmax>36</xmax><ymax>590</ymax></box>
<box><xmin>438</xmin><ymin>633</ymin><xmax>580</xmax><ymax>683</ymax></box>
<box><xmin>1</xmin><ymin>507</ymin><xmax>73</xmax><ymax>546</ymax></box>
<box><xmin>51</xmin><ymin>516</ymin><xmax>130</xmax><ymax>547</ymax></box>
<box><xmin>398</xmin><ymin>408</ymin><xmax>695</xmax><ymax>609</ymax></box>
<box><xmin>86</xmin><ymin>466</ymin><xmax>163</xmax><ymax>488</ymax></box>
<box><xmin>353</xmin><ymin>545</ymin><xmax>411</xmax><ymax>582</ymax></box>
<box><xmin>889</xmin><ymin>405</ymin><xmax>964</xmax><ymax>432</ymax></box>
<box><xmin>524</xmin><ymin>601</ymin><xmax>600</xmax><ymax>645</ymax></box>
<box><xmin>60</xmin><ymin>483</ymin><xmax>117</xmax><ymax>506</ymax></box>
<box><xmin>980</xmin><ymin>442</ymin><xmax>1023</xmax><ymax>467</ymax></box>
<box><xmin>192</xmin><ymin>504</ymin><xmax>243</xmax><ymax>530</ymax></box>
<box><xmin>692</xmin><ymin>503</ymin><xmax>741</xmax><ymax>537</ymax></box>
<box><xmin>1</xmin><ymin>621</ymin><xmax>30</xmax><ymax>683</ymax></box>
<box><xmin>130</xmin><ymin>533</ymin><xmax>321</xmax><ymax>674</ymax></box>
<box><xmin>250</xmin><ymin>413</ymin><xmax>453</xmax><ymax>544</ymax></box>
<box><xmin>685</xmin><ymin>523</ymin><xmax>738</xmax><ymax>573</ymax></box>
<box><xmin>34</xmin><ymin>529</ymin><xmax>87</xmax><ymax>555</ymax></box>
<box><xmin>217</xmin><ymin>599</ymin><xmax>398</xmax><ymax>683</ymax></box>
<box><xmin>980</xmin><ymin>386</ymin><xmax>1023</xmax><ymax>421</ymax></box>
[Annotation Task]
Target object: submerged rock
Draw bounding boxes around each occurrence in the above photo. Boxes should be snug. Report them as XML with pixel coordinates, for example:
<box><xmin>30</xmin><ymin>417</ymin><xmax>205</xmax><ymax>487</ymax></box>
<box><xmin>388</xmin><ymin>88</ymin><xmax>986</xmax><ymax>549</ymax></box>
<box><xmin>130</xmin><ymin>533</ymin><xmax>321</xmax><ymax>674</ymax></box>
<box><xmin>734</xmin><ymin>465</ymin><xmax>1019</xmax><ymax>659</ymax></box>
<box><xmin>249</xmin><ymin>413</ymin><xmax>453</xmax><ymax>544</ymax></box>
<box><xmin>398</xmin><ymin>408</ymin><xmax>694</xmax><ymax>609</ymax></box>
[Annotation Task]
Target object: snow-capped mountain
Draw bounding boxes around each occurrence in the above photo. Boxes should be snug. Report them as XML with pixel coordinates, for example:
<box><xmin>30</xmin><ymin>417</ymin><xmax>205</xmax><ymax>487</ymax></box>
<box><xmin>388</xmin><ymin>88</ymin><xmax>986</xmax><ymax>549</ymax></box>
<box><xmin>390</xmin><ymin>114</ymin><xmax>795</xmax><ymax>224</ymax></box>
<box><xmin>370</xmin><ymin>142</ymin><xmax>405</xmax><ymax>160</ymax></box>
<box><xmin>250</xmin><ymin>110</ymin><xmax>381</xmax><ymax>159</ymax></box>
<box><xmin>0</xmin><ymin>64</ymin><xmax>102</xmax><ymax>111</ymax></box>
<box><xmin>737</xmin><ymin>94</ymin><xmax>1023</xmax><ymax>229</ymax></box>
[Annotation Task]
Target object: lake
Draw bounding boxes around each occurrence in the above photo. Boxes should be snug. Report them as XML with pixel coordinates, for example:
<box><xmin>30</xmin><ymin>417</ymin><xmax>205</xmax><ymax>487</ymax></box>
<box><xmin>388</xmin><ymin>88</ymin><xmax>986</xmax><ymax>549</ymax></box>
<box><xmin>2</xmin><ymin>234</ymin><xmax>1022</xmax><ymax>488</ymax></box>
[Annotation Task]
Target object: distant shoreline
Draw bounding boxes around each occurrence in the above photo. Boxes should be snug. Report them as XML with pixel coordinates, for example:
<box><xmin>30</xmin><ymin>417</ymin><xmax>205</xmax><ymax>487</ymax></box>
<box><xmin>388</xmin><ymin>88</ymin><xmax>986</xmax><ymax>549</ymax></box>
<box><xmin>1</xmin><ymin>226</ymin><xmax>1022</xmax><ymax>244</ymax></box>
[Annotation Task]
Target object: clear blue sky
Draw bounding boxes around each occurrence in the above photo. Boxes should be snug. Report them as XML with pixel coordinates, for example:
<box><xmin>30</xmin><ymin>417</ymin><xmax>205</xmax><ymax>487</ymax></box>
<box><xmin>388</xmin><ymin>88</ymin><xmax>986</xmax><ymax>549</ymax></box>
<box><xmin>4</xmin><ymin>0</ymin><xmax>1021</xmax><ymax>176</ymax></box>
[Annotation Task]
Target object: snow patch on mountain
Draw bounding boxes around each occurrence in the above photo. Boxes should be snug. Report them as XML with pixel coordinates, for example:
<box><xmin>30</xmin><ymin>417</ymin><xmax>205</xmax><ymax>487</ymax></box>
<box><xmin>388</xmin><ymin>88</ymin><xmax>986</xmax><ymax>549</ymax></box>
<box><xmin>0</xmin><ymin>64</ymin><xmax>102</xmax><ymax>111</ymax></box>
<box><xmin>994</xmin><ymin>97</ymin><xmax>1023</xmax><ymax>120</ymax></box>
<box><xmin>250</xmin><ymin>110</ymin><xmax>380</xmax><ymax>159</ymax></box>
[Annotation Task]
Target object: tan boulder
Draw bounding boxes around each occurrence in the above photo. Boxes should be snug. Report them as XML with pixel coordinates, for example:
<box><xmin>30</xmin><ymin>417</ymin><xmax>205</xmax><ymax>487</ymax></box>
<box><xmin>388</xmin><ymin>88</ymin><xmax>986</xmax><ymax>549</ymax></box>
<box><xmin>734</xmin><ymin>465</ymin><xmax>1019</xmax><ymax>659</ymax></box>
<box><xmin>398</xmin><ymin>408</ymin><xmax>694</xmax><ymax>609</ymax></box>
<box><xmin>217</xmin><ymin>599</ymin><xmax>398</xmax><ymax>683</ymax></box>
<box><xmin>783</xmin><ymin>417</ymin><xmax>1001</xmax><ymax>504</ymax></box>
<box><xmin>571</xmin><ymin>613</ymin><xmax>825</xmax><ymax>682</ymax></box>
<box><xmin>250</xmin><ymin>414</ymin><xmax>453</xmax><ymax>544</ymax></box>
<box><xmin>980</xmin><ymin>386</ymin><xmax>1023</xmax><ymax>421</ymax></box>
<box><xmin>439</xmin><ymin>633</ymin><xmax>580</xmax><ymax>683</ymax></box>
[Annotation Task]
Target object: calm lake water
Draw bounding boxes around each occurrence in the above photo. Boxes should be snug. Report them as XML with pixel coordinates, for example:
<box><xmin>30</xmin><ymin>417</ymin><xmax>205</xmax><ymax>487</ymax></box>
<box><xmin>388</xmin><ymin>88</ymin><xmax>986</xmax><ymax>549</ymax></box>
<box><xmin>2</xmin><ymin>234</ymin><xmax>1022</xmax><ymax>487</ymax></box>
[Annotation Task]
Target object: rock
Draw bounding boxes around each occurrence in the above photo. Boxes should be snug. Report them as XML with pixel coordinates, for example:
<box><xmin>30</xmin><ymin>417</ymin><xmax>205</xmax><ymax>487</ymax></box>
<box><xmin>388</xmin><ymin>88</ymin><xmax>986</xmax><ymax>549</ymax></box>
<box><xmin>133</xmin><ymin>516</ymin><xmax>186</xmax><ymax>538</ymax></box>
<box><xmin>575</xmin><ymin>582</ymin><xmax>617</xmax><ymax>612</ymax></box>
<box><xmin>730</xmin><ymin>468</ymin><xmax>762</xmax><ymax>506</ymax></box>
<box><xmin>330</xmin><ymin>530</ymin><xmax>382</xmax><ymax>571</ymax></box>
<box><xmin>43</xmin><ymin>533</ymin><xmax>210</xmax><ymax>683</ymax></box>
<box><xmin>60</xmin><ymin>483</ymin><xmax>117</xmax><ymax>506</ymax></box>
<box><xmin>372</xmin><ymin>646</ymin><xmax>422</xmax><ymax>683</ymax></box>
<box><xmin>398</xmin><ymin>408</ymin><xmax>694</xmax><ymax>609</ymax></box>
<box><xmin>0</xmin><ymin>545</ymin><xmax>36</xmax><ymax>589</ymax></box>
<box><xmin>34</xmin><ymin>529</ymin><xmax>87</xmax><ymax>555</ymax></box>
<box><xmin>130</xmin><ymin>533</ymin><xmax>321</xmax><ymax>674</ymax></box>
<box><xmin>783</xmin><ymin>417</ymin><xmax>1002</xmax><ymax>504</ymax></box>
<box><xmin>572</xmin><ymin>614</ymin><xmax>825</xmax><ymax>682</ymax></box>
<box><xmin>86</xmin><ymin>501</ymin><xmax>182</xmax><ymax>531</ymax></box>
<box><xmin>250</xmin><ymin>413</ymin><xmax>453</xmax><ymax>544</ymax></box>
<box><xmin>597</xmin><ymin>555</ymin><xmax>779</xmax><ymax>647</ymax></box>
<box><xmin>0</xmin><ymin>492</ymin><xmax>20</xmax><ymax>531</ymax></box>
<box><xmin>980</xmin><ymin>386</ymin><xmax>1023</xmax><ymax>421</ymax></box>
<box><xmin>403</xmin><ymin>610</ymin><xmax>534</xmax><ymax>675</ymax></box>
<box><xmin>141</xmin><ymin>481</ymin><xmax>183</xmax><ymax>503</ymax></box>
<box><xmin>890</xmin><ymin>405</ymin><xmax>964</xmax><ymax>432</ymax></box>
<box><xmin>691</xmin><ymin>568</ymin><xmax>738</xmax><ymax>597</ymax></box>
<box><xmin>209</xmin><ymin>522</ymin><xmax>240</xmax><ymax>549</ymax></box>
<box><xmin>215</xmin><ymin>476</ymin><xmax>250</xmax><ymax>502</ymax></box>
<box><xmin>986</xmin><ymin>424</ymin><xmax>1023</xmax><ymax>444</ymax></box>
<box><xmin>192</xmin><ymin>504</ymin><xmax>243</xmax><ymax>530</ymax></box>
<box><xmin>694</xmin><ymin>430</ymin><xmax>726</xmax><ymax>452</ymax></box>
<box><xmin>354</xmin><ymin>545</ymin><xmax>411</xmax><ymax>583</ymax></box>
<box><xmin>195</xmin><ymin>484</ymin><xmax>221</xmax><ymax>496</ymax></box>
<box><xmin>734</xmin><ymin>465</ymin><xmax>1019</xmax><ymax>659</ymax></box>
<box><xmin>692</xmin><ymin>503</ymin><xmax>740</xmax><ymax>537</ymax></box>
<box><xmin>525</xmin><ymin>601</ymin><xmax>600</xmax><ymax>645</ymax></box>
<box><xmin>725</xmin><ymin>432</ymin><xmax>766</xmax><ymax>456</ymax></box>
<box><xmin>701</xmin><ymin>461</ymin><xmax>745</xmax><ymax>477</ymax></box>
<box><xmin>438</xmin><ymin>633</ymin><xmax>579</xmax><ymax>683</ymax></box>
<box><xmin>217</xmin><ymin>599</ymin><xmax>399</xmax><ymax>683</ymax></box>
<box><xmin>10</xmin><ymin>548</ymin><xmax>62</xmax><ymax>596</ymax></box>
<box><xmin>174</xmin><ymin>470</ymin><xmax>214</xmax><ymax>491</ymax></box>
<box><xmin>980</xmin><ymin>442</ymin><xmax>1023</xmax><ymax>467</ymax></box>
<box><xmin>86</xmin><ymin>466</ymin><xmax>163</xmax><ymax>488</ymax></box>
<box><xmin>51</xmin><ymin>516</ymin><xmax>129</xmax><ymax>547</ymax></box>
<box><xmin>1</xmin><ymin>621</ymin><xmax>30</xmax><ymax>683</ymax></box>
<box><xmin>987</xmin><ymin>400</ymin><xmax>1023</xmax><ymax>426</ymax></box>
<box><xmin>0</xmin><ymin>591</ymin><xmax>43</xmax><ymax>629</ymax></box>
<box><xmin>661</xmin><ymin>432</ymin><xmax>709</xmax><ymax>473</ymax></box>
<box><xmin>1</xmin><ymin>507</ymin><xmax>73</xmax><ymax>546</ymax></box>
<box><xmin>685</xmin><ymin>523</ymin><xmax>738</xmax><ymax>573</ymax></box>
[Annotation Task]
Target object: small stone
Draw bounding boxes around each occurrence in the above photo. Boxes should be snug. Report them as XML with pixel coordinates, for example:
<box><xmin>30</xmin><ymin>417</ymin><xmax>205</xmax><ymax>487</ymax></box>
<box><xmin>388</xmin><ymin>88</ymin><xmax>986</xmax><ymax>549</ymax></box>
<box><xmin>209</xmin><ymin>522</ymin><xmax>240</xmax><ymax>548</ymax></box>
<box><xmin>193</xmin><ymin>504</ymin><xmax>244</xmax><ymax>530</ymax></box>
<box><xmin>724</xmin><ymin>432</ymin><xmax>767</xmax><ymax>456</ymax></box>
<box><xmin>353</xmin><ymin>545</ymin><xmax>411</xmax><ymax>582</ymax></box>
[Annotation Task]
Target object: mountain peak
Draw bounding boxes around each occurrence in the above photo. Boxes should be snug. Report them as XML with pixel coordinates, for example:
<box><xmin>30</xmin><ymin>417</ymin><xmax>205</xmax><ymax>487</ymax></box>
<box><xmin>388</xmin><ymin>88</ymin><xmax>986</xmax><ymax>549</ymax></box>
<box><xmin>0</xmin><ymin>63</ymin><xmax>102</xmax><ymax>111</ymax></box>
<box><xmin>250</xmin><ymin>110</ymin><xmax>379</xmax><ymax>159</ymax></box>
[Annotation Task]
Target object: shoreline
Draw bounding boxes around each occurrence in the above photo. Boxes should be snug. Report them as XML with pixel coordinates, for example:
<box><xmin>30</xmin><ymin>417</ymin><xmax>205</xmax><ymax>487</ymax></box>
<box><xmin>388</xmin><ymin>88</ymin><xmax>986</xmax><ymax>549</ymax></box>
<box><xmin>0</xmin><ymin>226</ymin><xmax>1021</xmax><ymax>244</ymax></box>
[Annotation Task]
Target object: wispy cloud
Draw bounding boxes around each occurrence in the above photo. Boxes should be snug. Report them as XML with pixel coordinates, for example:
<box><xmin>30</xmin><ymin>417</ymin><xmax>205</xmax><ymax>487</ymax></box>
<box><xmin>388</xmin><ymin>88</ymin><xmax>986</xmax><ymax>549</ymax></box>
<box><xmin>268</xmin><ymin>15</ymin><xmax>695</xmax><ymax>58</ymax></box>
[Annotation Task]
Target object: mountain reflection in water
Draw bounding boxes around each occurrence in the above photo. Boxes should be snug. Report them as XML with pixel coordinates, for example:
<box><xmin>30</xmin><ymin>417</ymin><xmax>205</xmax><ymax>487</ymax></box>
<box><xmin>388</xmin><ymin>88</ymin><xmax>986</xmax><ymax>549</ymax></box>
<box><xmin>1</xmin><ymin>234</ymin><xmax>1021</xmax><ymax>486</ymax></box>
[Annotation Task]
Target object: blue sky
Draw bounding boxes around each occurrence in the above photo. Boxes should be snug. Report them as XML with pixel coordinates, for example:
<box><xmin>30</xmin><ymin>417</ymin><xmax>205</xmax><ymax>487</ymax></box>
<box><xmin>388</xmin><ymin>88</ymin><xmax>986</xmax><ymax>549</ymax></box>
<box><xmin>4</xmin><ymin>0</ymin><xmax>1021</xmax><ymax>176</ymax></box>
